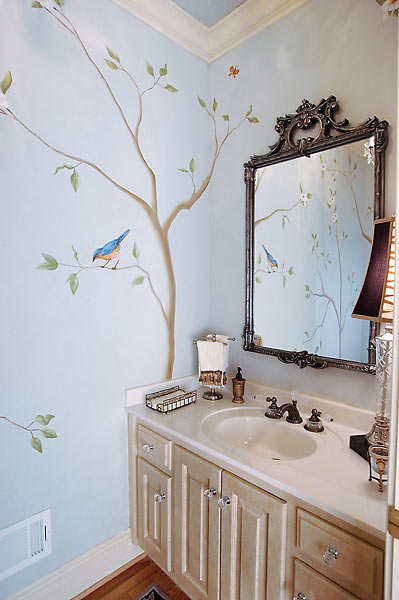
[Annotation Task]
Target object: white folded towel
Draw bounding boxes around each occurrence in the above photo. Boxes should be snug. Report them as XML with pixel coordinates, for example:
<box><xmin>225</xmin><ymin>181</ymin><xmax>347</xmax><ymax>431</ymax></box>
<box><xmin>197</xmin><ymin>334</ymin><xmax>229</xmax><ymax>388</ymax></box>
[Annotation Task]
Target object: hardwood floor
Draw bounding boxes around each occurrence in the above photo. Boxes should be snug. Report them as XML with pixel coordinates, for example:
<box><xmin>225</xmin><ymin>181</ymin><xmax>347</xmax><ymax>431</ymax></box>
<box><xmin>78</xmin><ymin>556</ymin><xmax>192</xmax><ymax>600</ymax></box>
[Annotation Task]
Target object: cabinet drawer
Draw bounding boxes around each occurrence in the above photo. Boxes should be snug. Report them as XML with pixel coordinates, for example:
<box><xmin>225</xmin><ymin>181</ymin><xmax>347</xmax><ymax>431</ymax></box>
<box><xmin>294</xmin><ymin>559</ymin><xmax>359</xmax><ymax>600</ymax></box>
<box><xmin>137</xmin><ymin>424</ymin><xmax>172</xmax><ymax>473</ymax></box>
<box><xmin>296</xmin><ymin>509</ymin><xmax>383</xmax><ymax>599</ymax></box>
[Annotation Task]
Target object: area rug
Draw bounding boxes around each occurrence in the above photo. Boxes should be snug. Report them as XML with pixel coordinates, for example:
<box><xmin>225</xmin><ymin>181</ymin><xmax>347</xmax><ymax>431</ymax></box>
<box><xmin>138</xmin><ymin>585</ymin><xmax>170</xmax><ymax>600</ymax></box>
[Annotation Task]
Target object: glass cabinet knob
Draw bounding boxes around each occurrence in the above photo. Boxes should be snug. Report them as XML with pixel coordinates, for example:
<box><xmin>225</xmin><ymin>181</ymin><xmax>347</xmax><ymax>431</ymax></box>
<box><xmin>154</xmin><ymin>492</ymin><xmax>166</xmax><ymax>503</ymax></box>
<box><xmin>294</xmin><ymin>594</ymin><xmax>307</xmax><ymax>600</ymax></box>
<box><xmin>322</xmin><ymin>547</ymin><xmax>339</xmax><ymax>565</ymax></box>
<box><xmin>217</xmin><ymin>496</ymin><xmax>231</xmax><ymax>509</ymax></box>
<box><xmin>142</xmin><ymin>443</ymin><xmax>154</xmax><ymax>452</ymax></box>
<box><xmin>203</xmin><ymin>487</ymin><xmax>217</xmax><ymax>499</ymax></box>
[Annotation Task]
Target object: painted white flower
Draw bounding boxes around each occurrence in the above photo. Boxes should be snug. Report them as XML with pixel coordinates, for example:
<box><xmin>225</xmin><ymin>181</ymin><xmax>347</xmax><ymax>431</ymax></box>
<box><xmin>0</xmin><ymin>92</ymin><xmax>10</xmax><ymax>112</ymax></box>
<box><xmin>41</xmin><ymin>0</ymin><xmax>55</xmax><ymax>10</ymax></box>
<box><xmin>299</xmin><ymin>193</ymin><xmax>307</xmax><ymax>207</ymax></box>
<box><xmin>364</xmin><ymin>137</ymin><xmax>375</xmax><ymax>165</ymax></box>
<box><xmin>331</xmin><ymin>213</ymin><xmax>338</xmax><ymax>223</ymax></box>
<box><xmin>327</xmin><ymin>197</ymin><xmax>334</xmax><ymax>208</ymax></box>
<box><xmin>381</xmin><ymin>0</ymin><xmax>399</xmax><ymax>19</ymax></box>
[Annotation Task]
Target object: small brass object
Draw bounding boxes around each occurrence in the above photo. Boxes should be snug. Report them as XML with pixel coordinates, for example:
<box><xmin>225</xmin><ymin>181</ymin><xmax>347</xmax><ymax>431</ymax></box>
<box><xmin>232</xmin><ymin>367</ymin><xmax>246</xmax><ymax>404</ymax></box>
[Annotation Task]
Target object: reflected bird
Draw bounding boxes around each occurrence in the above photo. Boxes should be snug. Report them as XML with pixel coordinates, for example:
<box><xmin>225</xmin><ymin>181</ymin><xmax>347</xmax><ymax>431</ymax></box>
<box><xmin>93</xmin><ymin>228</ymin><xmax>130</xmax><ymax>269</ymax></box>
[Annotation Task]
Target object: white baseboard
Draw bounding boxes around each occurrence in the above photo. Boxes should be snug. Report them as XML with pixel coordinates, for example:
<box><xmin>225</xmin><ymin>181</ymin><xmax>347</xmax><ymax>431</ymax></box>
<box><xmin>9</xmin><ymin>530</ymin><xmax>143</xmax><ymax>600</ymax></box>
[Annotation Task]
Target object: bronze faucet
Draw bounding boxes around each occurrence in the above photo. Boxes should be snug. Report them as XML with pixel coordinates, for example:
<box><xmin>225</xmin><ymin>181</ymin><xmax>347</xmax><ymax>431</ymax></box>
<box><xmin>265</xmin><ymin>396</ymin><xmax>303</xmax><ymax>424</ymax></box>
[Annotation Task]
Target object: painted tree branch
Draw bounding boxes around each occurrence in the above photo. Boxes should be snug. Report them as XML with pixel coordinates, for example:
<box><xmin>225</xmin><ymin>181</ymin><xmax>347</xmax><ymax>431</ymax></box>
<box><xmin>1</xmin><ymin>2</ymin><xmax>259</xmax><ymax>380</ymax></box>
<box><xmin>0</xmin><ymin>414</ymin><xmax>57</xmax><ymax>453</ymax></box>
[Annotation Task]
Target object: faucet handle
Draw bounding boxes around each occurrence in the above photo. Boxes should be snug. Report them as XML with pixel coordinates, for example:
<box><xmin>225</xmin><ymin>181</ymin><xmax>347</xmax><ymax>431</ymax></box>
<box><xmin>265</xmin><ymin>396</ymin><xmax>281</xmax><ymax>419</ymax></box>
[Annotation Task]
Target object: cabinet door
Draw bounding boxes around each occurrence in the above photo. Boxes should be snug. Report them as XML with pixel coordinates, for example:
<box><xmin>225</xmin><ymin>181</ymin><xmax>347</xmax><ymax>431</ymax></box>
<box><xmin>137</xmin><ymin>457</ymin><xmax>172</xmax><ymax>572</ymax></box>
<box><xmin>220</xmin><ymin>471</ymin><xmax>287</xmax><ymax>600</ymax></box>
<box><xmin>174</xmin><ymin>445</ymin><xmax>222</xmax><ymax>600</ymax></box>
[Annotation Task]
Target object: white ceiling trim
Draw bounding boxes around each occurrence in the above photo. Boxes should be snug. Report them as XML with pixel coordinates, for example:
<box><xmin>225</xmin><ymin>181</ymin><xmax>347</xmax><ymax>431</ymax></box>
<box><xmin>112</xmin><ymin>0</ymin><xmax>309</xmax><ymax>63</ymax></box>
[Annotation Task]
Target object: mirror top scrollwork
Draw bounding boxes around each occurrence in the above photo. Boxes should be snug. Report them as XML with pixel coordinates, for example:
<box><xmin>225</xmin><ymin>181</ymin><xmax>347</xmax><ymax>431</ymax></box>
<box><xmin>244</xmin><ymin>96</ymin><xmax>388</xmax><ymax>373</ymax></box>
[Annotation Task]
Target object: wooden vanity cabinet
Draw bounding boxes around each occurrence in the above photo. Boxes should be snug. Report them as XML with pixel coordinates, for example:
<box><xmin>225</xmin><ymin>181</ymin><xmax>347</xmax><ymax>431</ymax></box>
<box><xmin>133</xmin><ymin>421</ymin><xmax>384</xmax><ymax>600</ymax></box>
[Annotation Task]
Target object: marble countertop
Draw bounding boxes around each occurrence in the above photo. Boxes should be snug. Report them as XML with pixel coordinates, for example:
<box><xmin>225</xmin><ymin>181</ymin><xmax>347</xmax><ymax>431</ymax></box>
<box><xmin>127</xmin><ymin>376</ymin><xmax>387</xmax><ymax>540</ymax></box>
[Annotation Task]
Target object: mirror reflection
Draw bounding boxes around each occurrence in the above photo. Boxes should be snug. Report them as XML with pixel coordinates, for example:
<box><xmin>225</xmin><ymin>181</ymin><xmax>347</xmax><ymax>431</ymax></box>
<box><xmin>254</xmin><ymin>139</ymin><xmax>375</xmax><ymax>363</ymax></box>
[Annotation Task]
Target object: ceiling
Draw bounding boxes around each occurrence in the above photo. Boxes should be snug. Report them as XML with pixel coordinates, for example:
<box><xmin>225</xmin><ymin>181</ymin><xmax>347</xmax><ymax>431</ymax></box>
<box><xmin>112</xmin><ymin>0</ymin><xmax>309</xmax><ymax>62</ymax></box>
<box><xmin>170</xmin><ymin>0</ymin><xmax>246</xmax><ymax>27</ymax></box>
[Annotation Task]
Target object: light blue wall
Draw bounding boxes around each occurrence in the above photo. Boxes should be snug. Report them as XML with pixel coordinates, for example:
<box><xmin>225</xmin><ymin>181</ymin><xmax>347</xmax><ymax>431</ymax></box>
<box><xmin>209</xmin><ymin>0</ymin><xmax>397</xmax><ymax>409</ymax></box>
<box><xmin>0</xmin><ymin>0</ymin><xmax>397</xmax><ymax>597</ymax></box>
<box><xmin>0</xmin><ymin>1</ymin><xmax>210</xmax><ymax>596</ymax></box>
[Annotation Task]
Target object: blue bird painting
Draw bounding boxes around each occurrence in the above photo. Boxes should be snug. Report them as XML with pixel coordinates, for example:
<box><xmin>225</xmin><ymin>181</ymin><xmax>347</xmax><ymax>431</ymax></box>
<box><xmin>93</xmin><ymin>228</ymin><xmax>130</xmax><ymax>269</ymax></box>
<box><xmin>262</xmin><ymin>244</ymin><xmax>278</xmax><ymax>271</ymax></box>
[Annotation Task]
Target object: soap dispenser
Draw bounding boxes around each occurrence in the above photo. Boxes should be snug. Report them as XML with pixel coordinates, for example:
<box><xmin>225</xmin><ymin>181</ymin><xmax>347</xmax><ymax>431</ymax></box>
<box><xmin>232</xmin><ymin>367</ymin><xmax>246</xmax><ymax>404</ymax></box>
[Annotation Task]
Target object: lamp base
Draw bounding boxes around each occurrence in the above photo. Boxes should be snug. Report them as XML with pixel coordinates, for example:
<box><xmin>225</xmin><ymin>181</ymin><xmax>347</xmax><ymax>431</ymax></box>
<box><xmin>349</xmin><ymin>434</ymin><xmax>370</xmax><ymax>461</ymax></box>
<box><xmin>365</xmin><ymin>417</ymin><xmax>389</xmax><ymax>447</ymax></box>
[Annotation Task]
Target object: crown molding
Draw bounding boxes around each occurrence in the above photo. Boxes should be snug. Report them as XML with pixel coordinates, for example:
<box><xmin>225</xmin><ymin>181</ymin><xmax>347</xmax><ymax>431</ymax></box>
<box><xmin>112</xmin><ymin>0</ymin><xmax>309</xmax><ymax>63</ymax></box>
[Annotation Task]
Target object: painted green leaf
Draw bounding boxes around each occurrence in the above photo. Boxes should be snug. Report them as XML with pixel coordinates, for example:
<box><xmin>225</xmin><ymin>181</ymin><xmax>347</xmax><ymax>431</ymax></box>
<box><xmin>159</xmin><ymin>64</ymin><xmax>167</xmax><ymax>77</ymax></box>
<box><xmin>307</xmin><ymin>193</ymin><xmax>312</xmax><ymax>199</ymax></box>
<box><xmin>245</xmin><ymin>105</ymin><xmax>253</xmax><ymax>118</ymax></box>
<box><xmin>212</xmin><ymin>98</ymin><xmax>217</xmax><ymax>112</ymax></box>
<box><xmin>197</xmin><ymin>95</ymin><xmax>206</xmax><ymax>108</ymax></box>
<box><xmin>164</xmin><ymin>84</ymin><xmax>178</xmax><ymax>92</ymax></box>
<box><xmin>132</xmin><ymin>242</ymin><xmax>139</xmax><ymax>259</ymax></box>
<box><xmin>305</xmin><ymin>293</ymin><xmax>311</xmax><ymax>299</ymax></box>
<box><xmin>299</xmin><ymin>182</ymin><xmax>303</xmax><ymax>193</ymax></box>
<box><xmin>55</xmin><ymin>0</ymin><xmax>64</xmax><ymax>6</ymax></box>
<box><xmin>31</xmin><ymin>1</ymin><xmax>43</xmax><ymax>7</ymax></box>
<box><xmin>104</xmin><ymin>59</ymin><xmax>118</xmax><ymax>70</ymax></box>
<box><xmin>34</xmin><ymin>414</ymin><xmax>55</xmax><ymax>426</ymax></box>
<box><xmin>258</xmin><ymin>253</ymin><xmax>261</xmax><ymax>265</ymax></box>
<box><xmin>255</xmin><ymin>276</ymin><xmax>262</xmax><ymax>284</ymax></box>
<box><xmin>348</xmin><ymin>155</ymin><xmax>351</xmax><ymax>164</ymax></box>
<box><xmin>282</xmin><ymin>217</ymin><xmax>285</xmax><ymax>229</ymax></box>
<box><xmin>0</xmin><ymin>71</ymin><xmax>12</xmax><ymax>94</ymax></box>
<box><xmin>314</xmin><ymin>346</ymin><xmax>319</xmax><ymax>354</ymax></box>
<box><xmin>282</xmin><ymin>275</ymin><xmax>286</xmax><ymax>288</ymax></box>
<box><xmin>178</xmin><ymin>168</ymin><xmax>189</xmax><ymax>173</ymax></box>
<box><xmin>66</xmin><ymin>274</ymin><xmax>79</xmax><ymax>295</ymax></box>
<box><xmin>354</xmin><ymin>162</ymin><xmax>357</xmax><ymax>170</ymax></box>
<box><xmin>31</xmin><ymin>437</ymin><xmax>43</xmax><ymax>453</ymax></box>
<box><xmin>288</xmin><ymin>266</ymin><xmax>294</xmax><ymax>275</ymax></box>
<box><xmin>70</xmin><ymin>169</ymin><xmax>80</xmax><ymax>192</ymax></box>
<box><xmin>132</xmin><ymin>276</ymin><xmax>144</xmax><ymax>286</ymax></box>
<box><xmin>54</xmin><ymin>164</ymin><xmax>75</xmax><ymax>176</ymax></box>
<box><xmin>189</xmin><ymin>158</ymin><xmax>195</xmax><ymax>173</ymax></box>
<box><xmin>222</xmin><ymin>114</ymin><xmax>229</xmax><ymax>121</ymax></box>
<box><xmin>40</xmin><ymin>428</ymin><xmax>57</xmax><ymax>438</ymax></box>
<box><xmin>72</xmin><ymin>245</ymin><xmax>79</xmax><ymax>262</ymax></box>
<box><xmin>146</xmin><ymin>61</ymin><xmax>155</xmax><ymax>77</ymax></box>
<box><xmin>304</xmin><ymin>331</ymin><xmax>309</xmax><ymax>337</ymax></box>
<box><xmin>247</xmin><ymin>116</ymin><xmax>259</xmax><ymax>123</ymax></box>
<box><xmin>106</xmin><ymin>47</ymin><xmax>120</xmax><ymax>63</ymax></box>
<box><xmin>305</xmin><ymin>284</ymin><xmax>309</xmax><ymax>290</ymax></box>
<box><xmin>37</xmin><ymin>253</ymin><xmax>58</xmax><ymax>270</ymax></box>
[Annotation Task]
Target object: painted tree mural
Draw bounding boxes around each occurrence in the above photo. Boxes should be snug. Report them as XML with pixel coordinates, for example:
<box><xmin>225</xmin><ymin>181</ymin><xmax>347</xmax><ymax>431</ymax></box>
<box><xmin>0</xmin><ymin>0</ymin><xmax>259</xmax><ymax>403</ymax></box>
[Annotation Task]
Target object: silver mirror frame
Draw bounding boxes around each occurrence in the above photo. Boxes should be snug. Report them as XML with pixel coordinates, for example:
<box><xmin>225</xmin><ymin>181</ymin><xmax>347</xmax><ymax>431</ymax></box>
<box><xmin>243</xmin><ymin>96</ymin><xmax>388</xmax><ymax>373</ymax></box>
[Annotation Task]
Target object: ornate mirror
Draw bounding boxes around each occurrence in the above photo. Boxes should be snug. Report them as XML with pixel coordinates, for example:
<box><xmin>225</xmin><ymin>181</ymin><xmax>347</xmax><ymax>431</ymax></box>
<box><xmin>243</xmin><ymin>96</ymin><xmax>388</xmax><ymax>372</ymax></box>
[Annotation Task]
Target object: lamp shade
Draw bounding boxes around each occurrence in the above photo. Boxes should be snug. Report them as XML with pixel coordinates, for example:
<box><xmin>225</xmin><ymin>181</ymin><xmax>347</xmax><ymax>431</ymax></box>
<box><xmin>352</xmin><ymin>217</ymin><xmax>395</xmax><ymax>323</ymax></box>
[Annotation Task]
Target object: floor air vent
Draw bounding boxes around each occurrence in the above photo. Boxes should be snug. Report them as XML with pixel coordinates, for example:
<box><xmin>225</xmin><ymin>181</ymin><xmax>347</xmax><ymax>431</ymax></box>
<box><xmin>0</xmin><ymin>509</ymin><xmax>52</xmax><ymax>581</ymax></box>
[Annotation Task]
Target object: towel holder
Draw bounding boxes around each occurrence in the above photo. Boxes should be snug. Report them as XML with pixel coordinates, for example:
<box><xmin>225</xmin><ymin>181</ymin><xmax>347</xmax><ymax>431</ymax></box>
<box><xmin>193</xmin><ymin>334</ymin><xmax>235</xmax><ymax>346</ymax></box>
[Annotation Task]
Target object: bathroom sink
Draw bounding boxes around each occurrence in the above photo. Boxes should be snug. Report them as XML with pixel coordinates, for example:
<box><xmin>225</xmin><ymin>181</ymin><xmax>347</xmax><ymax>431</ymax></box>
<box><xmin>200</xmin><ymin>406</ymin><xmax>341</xmax><ymax>461</ymax></box>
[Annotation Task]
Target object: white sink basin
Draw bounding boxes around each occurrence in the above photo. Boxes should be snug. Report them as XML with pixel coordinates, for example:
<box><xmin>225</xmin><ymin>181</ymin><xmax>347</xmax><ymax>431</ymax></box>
<box><xmin>200</xmin><ymin>406</ymin><xmax>342</xmax><ymax>462</ymax></box>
